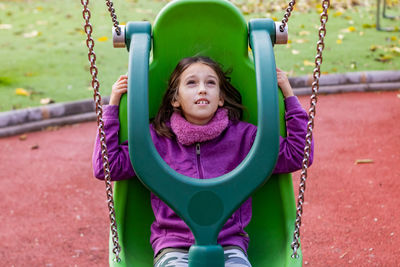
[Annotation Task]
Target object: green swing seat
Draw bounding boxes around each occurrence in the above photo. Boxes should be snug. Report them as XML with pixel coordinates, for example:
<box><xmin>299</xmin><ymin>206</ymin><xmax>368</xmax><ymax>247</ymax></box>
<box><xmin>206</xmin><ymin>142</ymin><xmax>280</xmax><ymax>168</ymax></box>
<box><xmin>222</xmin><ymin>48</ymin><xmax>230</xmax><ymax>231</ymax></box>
<box><xmin>111</xmin><ymin>0</ymin><xmax>302</xmax><ymax>266</ymax></box>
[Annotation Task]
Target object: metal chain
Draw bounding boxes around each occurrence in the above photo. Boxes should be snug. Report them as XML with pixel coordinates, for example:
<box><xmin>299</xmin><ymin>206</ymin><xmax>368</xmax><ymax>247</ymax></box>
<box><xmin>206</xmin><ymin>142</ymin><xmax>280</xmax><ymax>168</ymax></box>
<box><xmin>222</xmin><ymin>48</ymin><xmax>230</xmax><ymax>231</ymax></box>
<box><xmin>280</xmin><ymin>0</ymin><xmax>296</xmax><ymax>32</ymax></box>
<box><xmin>291</xmin><ymin>0</ymin><xmax>330</xmax><ymax>259</ymax></box>
<box><xmin>105</xmin><ymin>0</ymin><xmax>121</xmax><ymax>35</ymax></box>
<box><xmin>81</xmin><ymin>0</ymin><xmax>121</xmax><ymax>262</ymax></box>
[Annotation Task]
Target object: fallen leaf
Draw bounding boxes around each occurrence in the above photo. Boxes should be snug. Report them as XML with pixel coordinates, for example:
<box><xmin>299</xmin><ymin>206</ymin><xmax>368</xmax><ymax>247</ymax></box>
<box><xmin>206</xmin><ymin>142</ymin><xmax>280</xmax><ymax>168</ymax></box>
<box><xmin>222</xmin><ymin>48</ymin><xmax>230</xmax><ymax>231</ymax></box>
<box><xmin>29</xmin><ymin>89</ymin><xmax>43</xmax><ymax>96</ymax></box>
<box><xmin>315</xmin><ymin>3</ymin><xmax>323</xmax><ymax>13</ymax></box>
<box><xmin>299</xmin><ymin>30</ymin><xmax>310</xmax><ymax>36</ymax></box>
<box><xmin>370</xmin><ymin>45</ymin><xmax>380</xmax><ymax>52</ymax></box>
<box><xmin>336</xmin><ymin>39</ymin><xmax>343</xmax><ymax>44</ymax></box>
<box><xmin>31</xmin><ymin>144</ymin><xmax>39</xmax><ymax>150</ymax></box>
<box><xmin>0</xmin><ymin>24</ymin><xmax>12</xmax><ymax>30</ymax></box>
<box><xmin>339</xmin><ymin>252</ymin><xmax>348</xmax><ymax>259</ymax></box>
<box><xmin>36</xmin><ymin>20</ymin><xmax>48</xmax><ymax>25</ymax></box>
<box><xmin>355</xmin><ymin>159</ymin><xmax>374</xmax><ymax>164</ymax></box>
<box><xmin>24</xmin><ymin>72</ymin><xmax>34</xmax><ymax>77</ymax></box>
<box><xmin>390</xmin><ymin>47</ymin><xmax>400</xmax><ymax>55</ymax></box>
<box><xmin>333</xmin><ymin>11</ymin><xmax>343</xmax><ymax>17</ymax></box>
<box><xmin>347</xmin><ymin>26</ymin><xmax>356</xmax><ymax>32</ymax></box>
<box><xmin>74</xmin><ymin>27</ymin><xmax>85</xmax><ymax>35</ymax></box>
<box><xmin>303</xmin><ymin>60</ymin><xmax>314</xmax><ymax>67</ymax></box>
<box><xmin>391</xmin><ymin>36</ymin><xmax>398</xmax><ymax>42</ymax></box>
<box><xmin>362</xmin><ymin>23</ymin><xmax>375</xmax><ymax>29</ymax></box>
<box><xmin>45</xmin><ymin>126</ymin><xmax>60</xmax><ymax>131</ymax></box>
<box><xmin>19</xmin><ymin>134</ymin><xmax>27</xmax><ymax>141</ymax></box>
<box><xmin>97</xmin><ymin>36</ymin><xmax>108</xmax><ymax>42</ymax></box>
<box><xmin>135</xmin><ymin>8</ymin><xmax>153</xmax><ymax>14</ymax></box>
<box><xmin>15</xmin><ymin>88</ymin><xmax>30</xmax><ymax>96</ymax></box>
<box><xmin>23</xmin><ymin>30</ymin><xmax>40</xmax><ymax>38</ymax></box>
<box><xmin>375</xmin><ymin>54</ymin><xmax>393</xmax><ymax>62</ymax></box>
<box><xmin>295</xmin><ymin>39</ymin><xmax>308</xmax><ymax>44</ymax></box>
<box><xmin>291</xmin><ymin>49</ymin><xmax>300</xmax><ymax>55</ymax></box>
<box><xmin>241</xmin><ymin>5</ymin><xmax>250</xmax><ymax>15</ymax></box>
<box><xmin>40</xmin><ymin>98</ymin><xmax>55</xmax><ymax>105</ymax></box>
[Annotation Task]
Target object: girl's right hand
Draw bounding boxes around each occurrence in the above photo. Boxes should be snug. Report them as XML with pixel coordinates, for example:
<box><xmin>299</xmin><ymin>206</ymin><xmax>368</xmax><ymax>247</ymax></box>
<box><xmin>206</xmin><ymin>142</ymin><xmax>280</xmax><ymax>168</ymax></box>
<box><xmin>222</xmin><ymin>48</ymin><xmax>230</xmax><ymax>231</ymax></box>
<box><xmin>109</xmin><ymin>75</ymin><xmax>128</xmax><ymax>106</ymax></box>
<box><xmin>276</xmin><ymin>67</ymin><xmax>294</xmax><ymax>99</ymax></box>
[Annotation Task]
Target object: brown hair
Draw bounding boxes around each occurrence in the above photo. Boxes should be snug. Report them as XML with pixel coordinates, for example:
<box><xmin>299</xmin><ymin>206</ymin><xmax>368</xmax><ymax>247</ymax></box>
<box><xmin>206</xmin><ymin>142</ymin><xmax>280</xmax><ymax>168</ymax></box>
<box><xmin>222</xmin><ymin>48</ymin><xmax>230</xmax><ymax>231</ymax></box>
<box><xmin>152</xmin><ymin>56</ymin><xmax>244</xmax><ymax>138</ymax></box>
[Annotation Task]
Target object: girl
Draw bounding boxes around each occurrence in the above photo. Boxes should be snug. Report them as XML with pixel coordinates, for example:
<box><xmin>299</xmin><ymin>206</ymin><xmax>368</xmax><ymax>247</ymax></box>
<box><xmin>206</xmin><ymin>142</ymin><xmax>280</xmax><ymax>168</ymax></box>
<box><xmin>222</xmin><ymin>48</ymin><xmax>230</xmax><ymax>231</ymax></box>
<box><xmin>93</xmin><ymin>56</ymin><xmax>313</xmax><ymax>267</ymax></box>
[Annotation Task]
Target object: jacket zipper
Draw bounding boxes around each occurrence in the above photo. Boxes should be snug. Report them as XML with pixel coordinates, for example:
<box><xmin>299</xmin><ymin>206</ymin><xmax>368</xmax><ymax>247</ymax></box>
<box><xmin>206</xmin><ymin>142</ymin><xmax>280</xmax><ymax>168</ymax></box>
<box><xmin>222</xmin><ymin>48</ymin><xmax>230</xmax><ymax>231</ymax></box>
<box><xmin>196</xmin><ymin>143</ymin><xmax>204</xmax><ymax>179</ymax></box>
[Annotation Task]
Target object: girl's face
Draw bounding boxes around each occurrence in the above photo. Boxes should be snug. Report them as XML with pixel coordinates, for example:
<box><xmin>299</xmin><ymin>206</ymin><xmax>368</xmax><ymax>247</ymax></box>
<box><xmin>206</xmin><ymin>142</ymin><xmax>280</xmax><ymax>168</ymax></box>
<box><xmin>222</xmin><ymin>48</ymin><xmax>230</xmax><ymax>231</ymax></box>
<box><xmin>172</xmin><ymin>63</ymin><xmax>224</xmax><ymax>125</ymax></box>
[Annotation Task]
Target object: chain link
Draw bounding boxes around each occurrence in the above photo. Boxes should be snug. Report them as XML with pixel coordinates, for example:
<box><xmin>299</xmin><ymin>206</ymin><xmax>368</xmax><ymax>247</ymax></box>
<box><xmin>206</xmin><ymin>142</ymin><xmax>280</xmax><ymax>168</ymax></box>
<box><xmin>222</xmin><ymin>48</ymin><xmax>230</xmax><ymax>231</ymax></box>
<box><xmin>280</xmin><ymin>0</ymin><xmax>296</xmax><ymax>32</ymax></box>
<box><xmin>80</xmin><ymin>0</ymin><xmax>121</xmax><ymax>262</ymax></box>
<box><xmin>291</xmin><ymin>0</ymin><xmax>330</xmax><ymax>259</ymax></box>
<box><xmin>105</xmin><ymin>0</ymin><xmax>121</xmax><ymax>35</ymax></box>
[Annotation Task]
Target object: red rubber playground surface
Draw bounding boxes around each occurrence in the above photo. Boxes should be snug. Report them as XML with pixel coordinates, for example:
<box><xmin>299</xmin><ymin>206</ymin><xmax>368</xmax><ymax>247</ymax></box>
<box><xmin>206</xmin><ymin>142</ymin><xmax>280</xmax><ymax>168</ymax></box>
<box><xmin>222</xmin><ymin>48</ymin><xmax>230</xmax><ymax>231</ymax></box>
<box><xmin>1</xmin><ymin>91</ymin><xmax>399</xmax><ymax>266</ymax></box>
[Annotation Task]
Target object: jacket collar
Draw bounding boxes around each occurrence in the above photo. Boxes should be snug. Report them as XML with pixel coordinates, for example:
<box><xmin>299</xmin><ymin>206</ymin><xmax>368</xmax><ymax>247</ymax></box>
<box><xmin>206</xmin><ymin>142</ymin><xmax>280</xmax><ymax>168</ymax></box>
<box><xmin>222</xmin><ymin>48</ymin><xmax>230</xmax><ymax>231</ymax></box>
<box><xmin>170</xmin><ymin>108</ymin><xmax>229</xmax><ymax>145</ymax></box>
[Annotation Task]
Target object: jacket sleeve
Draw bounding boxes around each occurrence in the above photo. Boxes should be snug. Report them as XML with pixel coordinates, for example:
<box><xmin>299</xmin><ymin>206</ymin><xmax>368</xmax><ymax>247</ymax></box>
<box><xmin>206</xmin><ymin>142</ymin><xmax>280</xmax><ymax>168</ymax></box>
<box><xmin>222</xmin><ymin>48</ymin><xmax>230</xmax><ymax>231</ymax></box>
<box><xmin>92</xmin><ymin>105</ymin><xmax>136</xmax><ymax>181</ymax></box>
<box><xmin>272</xmin><ymin>96</ymin><xmax>314</xmax><ymax>174</ymax></box>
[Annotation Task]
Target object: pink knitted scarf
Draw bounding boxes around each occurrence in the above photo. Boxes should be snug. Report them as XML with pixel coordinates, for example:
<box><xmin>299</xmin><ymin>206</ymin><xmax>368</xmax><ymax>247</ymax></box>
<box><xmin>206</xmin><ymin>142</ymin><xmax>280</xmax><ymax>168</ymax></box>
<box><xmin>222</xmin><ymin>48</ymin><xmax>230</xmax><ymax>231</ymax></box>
<box><xmin>170</xmin><ymin>108</ymin><xmax>229</xmax><ymax>145</ymax></box>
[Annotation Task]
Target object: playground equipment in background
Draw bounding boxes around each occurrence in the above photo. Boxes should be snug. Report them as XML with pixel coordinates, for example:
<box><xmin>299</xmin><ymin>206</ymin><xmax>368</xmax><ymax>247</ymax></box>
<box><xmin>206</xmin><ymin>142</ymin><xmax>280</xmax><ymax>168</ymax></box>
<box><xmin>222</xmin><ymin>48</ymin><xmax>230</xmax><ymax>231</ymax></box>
<box><xmin>376</xmin><ymin>0</ymin><xmax>400</xmax><ymax>31</ymax></box>
<box><xmin>80</xmin><ymin>0</ymin><xmax>330</xmax><ymax>266</ymax></box>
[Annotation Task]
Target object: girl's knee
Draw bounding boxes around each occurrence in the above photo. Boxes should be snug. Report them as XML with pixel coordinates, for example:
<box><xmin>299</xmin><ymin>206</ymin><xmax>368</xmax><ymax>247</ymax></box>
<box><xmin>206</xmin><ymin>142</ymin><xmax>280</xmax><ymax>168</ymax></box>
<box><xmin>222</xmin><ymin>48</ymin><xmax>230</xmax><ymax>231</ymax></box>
<box><xmin>224</xmin><ymin>248</ymin><xmax>252</xmax><ymax>267</ymax></box>
<box><xmin>154</xmin><ymin>251</ymin><xmax>189</xmax><ymax>267</ymax></box>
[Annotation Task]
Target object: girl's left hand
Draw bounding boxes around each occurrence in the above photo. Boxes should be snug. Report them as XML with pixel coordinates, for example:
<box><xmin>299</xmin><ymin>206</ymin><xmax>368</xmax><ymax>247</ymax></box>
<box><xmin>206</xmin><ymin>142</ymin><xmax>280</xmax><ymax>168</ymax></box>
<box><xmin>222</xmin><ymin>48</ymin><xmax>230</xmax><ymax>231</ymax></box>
<box><xmin>276</xmin><ymin>67</ymin><xmax>294</xmax><ymax>98</ymax></box>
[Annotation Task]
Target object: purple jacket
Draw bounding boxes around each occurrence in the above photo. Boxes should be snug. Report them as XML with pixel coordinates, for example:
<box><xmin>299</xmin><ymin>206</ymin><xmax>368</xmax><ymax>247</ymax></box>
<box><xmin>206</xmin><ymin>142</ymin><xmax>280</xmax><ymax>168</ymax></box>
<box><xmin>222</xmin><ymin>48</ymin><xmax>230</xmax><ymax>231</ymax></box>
<box><xmin>93</xmin><ymin>96</ymin><xmax>313</xmax><ymax>256</ymax></box>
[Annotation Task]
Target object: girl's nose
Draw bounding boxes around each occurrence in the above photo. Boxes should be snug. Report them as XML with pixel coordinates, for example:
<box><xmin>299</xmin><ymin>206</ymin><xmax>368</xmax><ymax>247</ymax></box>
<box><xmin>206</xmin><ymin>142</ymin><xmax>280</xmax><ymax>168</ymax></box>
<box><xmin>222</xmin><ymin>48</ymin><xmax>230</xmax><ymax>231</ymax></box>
<box><xmin>198</xmin><ymin>82</ymin><xmax>207</xmax><ymax>94</ymax></box>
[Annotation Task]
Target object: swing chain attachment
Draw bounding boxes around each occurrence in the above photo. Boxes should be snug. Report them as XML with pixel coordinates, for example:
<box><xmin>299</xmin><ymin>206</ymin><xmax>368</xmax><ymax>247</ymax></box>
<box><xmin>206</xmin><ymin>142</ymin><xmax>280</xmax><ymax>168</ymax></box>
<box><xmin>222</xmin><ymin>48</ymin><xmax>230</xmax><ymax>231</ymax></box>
<box><xmin>280</xmin><ymin>0</ymin><xmax>296</xmax><ymax>32</ymax></box>
<box><xmin>81</xmin><ymin>0</ymin><xmax>121</xmax><ymax>262</ymax></box>
<box><xmin>291</xmin><ymin>0</ymin><xmax>330</xmax><ymax>259</ymax></box>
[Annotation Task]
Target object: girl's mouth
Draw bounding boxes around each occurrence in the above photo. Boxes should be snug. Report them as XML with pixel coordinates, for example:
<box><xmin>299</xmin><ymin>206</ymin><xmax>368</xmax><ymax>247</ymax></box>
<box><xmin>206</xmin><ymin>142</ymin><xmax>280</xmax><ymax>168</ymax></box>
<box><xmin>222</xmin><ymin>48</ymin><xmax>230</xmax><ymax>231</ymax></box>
<box><xmin>195</xmin><ymin>99</ymin><xmax>209</xmax><ymax>105</ymax></box>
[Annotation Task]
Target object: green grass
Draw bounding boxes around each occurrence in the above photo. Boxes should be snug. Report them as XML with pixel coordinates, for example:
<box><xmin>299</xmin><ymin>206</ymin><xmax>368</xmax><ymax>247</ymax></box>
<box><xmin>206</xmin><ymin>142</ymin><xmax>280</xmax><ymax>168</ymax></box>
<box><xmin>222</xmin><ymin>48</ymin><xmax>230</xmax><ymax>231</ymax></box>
<box><xmin>272</xmin><ymin>6</ymin><xmax>400</xmax><ymax>77</ymax></box>
<box><xmin>0</xmin><ymin>0</ymin><xmax>399</xmax><ymax>112</ymax></box>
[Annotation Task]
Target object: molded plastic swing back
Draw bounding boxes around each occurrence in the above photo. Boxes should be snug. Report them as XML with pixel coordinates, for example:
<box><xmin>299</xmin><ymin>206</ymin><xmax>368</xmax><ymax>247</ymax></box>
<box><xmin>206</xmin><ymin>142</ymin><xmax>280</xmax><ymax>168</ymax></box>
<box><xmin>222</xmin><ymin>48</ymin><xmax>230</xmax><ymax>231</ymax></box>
<box><xmin>112</xmin><ymin>0</ymin><xmax>302</xmax><ymax>266</ymax></box>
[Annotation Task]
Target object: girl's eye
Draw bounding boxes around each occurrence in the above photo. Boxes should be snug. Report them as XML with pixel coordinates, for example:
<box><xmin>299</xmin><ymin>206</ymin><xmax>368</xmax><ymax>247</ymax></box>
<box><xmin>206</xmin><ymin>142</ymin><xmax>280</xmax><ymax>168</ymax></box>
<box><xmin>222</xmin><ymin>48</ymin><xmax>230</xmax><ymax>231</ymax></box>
<box><xmin>207</xmin><ymin>80</ymin><xmax>216</xmax><ymax>85</ymax></box>
<box><xmin>187</xmin><ymin>80</ymin><xmax>196</xmax><ymax>85</ymax></box>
